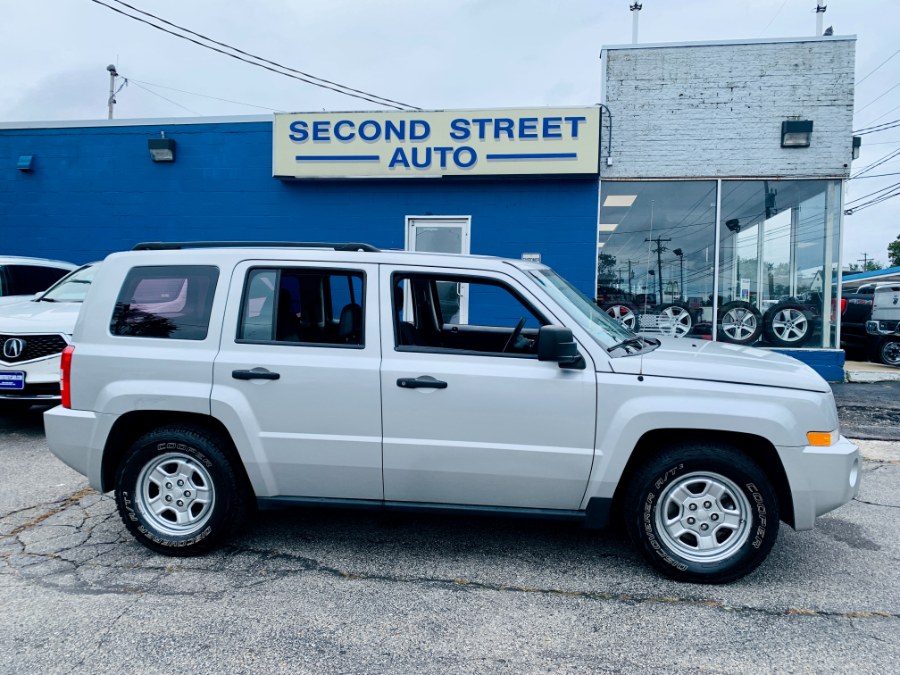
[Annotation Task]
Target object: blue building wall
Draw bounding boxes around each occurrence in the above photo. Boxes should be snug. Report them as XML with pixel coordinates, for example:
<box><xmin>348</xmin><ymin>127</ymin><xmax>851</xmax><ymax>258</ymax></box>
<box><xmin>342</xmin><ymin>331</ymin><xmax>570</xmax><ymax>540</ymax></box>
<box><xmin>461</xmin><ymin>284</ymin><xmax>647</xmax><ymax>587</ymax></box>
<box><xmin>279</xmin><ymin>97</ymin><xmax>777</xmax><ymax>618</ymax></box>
<box><xmin>0</xmin><ymin>120</ymin><xmax>599</xmax><ymax>296</ymax></box>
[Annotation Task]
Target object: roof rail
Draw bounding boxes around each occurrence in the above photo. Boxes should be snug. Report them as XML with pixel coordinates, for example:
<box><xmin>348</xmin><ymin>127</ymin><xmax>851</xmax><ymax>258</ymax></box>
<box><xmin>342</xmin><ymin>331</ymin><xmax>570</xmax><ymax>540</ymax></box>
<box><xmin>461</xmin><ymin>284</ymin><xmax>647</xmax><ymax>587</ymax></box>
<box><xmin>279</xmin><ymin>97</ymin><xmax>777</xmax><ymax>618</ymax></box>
<box><xmin>132</xmin><ymin>241</ymin><xmax>380</xmax><ymax>252</ymax></box>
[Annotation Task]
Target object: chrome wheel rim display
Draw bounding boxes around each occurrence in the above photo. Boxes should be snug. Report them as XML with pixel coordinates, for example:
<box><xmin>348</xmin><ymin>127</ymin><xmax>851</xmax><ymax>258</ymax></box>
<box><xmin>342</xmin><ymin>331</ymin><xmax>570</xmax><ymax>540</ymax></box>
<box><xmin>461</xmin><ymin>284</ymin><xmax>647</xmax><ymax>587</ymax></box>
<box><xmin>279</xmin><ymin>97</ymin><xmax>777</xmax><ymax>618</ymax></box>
<box><xmin>882</xmin><ymin>341</ymin><xmax>900</xmax><ymax>366</ymax></box>
<box><xmin>721</xmin><ymin>307</ymin><xmax>758</xmax><ymax>342</ymax></box>
<box><xmin>136</xmin><ymin>452</ymin><xmax>215</xmax><ymax>536</ymax></box>
<box><xmin>655</xmin><ymin>472</ymin><xmax>752</xmax><ymax>563</ymax></box>
<box><xmin>605</xmin><ymin>304</ymin><xmax>638</xmax><ymax>330</ymax></box>
<box><xmin>658</xmin><ymin>306</ymin><xmax>692</xmax><ymax>337</ymax></box>
<box><xmin>770</xmin><ymin>308</ymin><xmax>809</xmax><ymax>343</ymax></box>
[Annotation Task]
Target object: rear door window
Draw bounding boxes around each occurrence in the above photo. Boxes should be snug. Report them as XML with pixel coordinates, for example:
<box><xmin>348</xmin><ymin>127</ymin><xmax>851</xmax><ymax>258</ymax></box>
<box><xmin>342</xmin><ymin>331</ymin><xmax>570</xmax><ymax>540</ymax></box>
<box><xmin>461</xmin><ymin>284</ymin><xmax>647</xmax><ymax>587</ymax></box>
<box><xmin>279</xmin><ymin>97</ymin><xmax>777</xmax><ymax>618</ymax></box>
<box><xmin>111</xmin><ymin>266</ymin><xmax>219</xmax><ymax>340</ymax></box>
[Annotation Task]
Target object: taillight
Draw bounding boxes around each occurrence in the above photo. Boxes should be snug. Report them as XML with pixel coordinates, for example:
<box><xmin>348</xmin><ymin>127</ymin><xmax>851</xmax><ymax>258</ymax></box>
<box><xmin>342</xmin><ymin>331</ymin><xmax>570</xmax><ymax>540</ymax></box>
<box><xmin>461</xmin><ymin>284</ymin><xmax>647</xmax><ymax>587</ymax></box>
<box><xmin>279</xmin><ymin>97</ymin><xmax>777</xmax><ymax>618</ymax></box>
<box><xmin>831</xmin><ymin>298</ymin><xmax>847</xmax><ymax>322</ymax></box>
<box><xmin>60</xmin><ymin>345</ymin><xmax>75</xmax><ymax>409</ymax></box>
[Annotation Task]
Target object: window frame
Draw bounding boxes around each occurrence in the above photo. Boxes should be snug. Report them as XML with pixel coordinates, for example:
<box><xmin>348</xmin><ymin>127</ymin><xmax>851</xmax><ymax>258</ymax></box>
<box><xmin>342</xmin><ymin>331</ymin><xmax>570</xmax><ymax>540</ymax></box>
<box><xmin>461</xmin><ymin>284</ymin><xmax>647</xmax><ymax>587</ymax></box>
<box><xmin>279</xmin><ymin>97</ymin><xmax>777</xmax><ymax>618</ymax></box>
<box><xmin>390</xmin><ymin>271</ymin><xmax>550</xmax><ymax>360</ymax></box>
<box><xmin>235</xmin><ymin>265</ymin><xmax>367</xmax><ymax>350</ymax></box>
<box><xmin>109</xmin><ymin>265</ymin><xmax>220</xmax><ymax>341</ymax></box>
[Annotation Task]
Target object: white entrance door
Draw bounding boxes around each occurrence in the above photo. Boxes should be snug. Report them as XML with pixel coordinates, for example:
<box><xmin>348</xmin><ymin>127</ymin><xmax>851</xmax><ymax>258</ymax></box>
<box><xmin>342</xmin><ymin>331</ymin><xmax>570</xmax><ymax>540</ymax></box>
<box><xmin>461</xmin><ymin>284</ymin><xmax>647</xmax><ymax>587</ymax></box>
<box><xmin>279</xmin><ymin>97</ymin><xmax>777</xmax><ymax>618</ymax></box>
<box><xmin>406</xmin><ymin>216</ymin><xmax>471</xmax><ymax>323</ymax></box>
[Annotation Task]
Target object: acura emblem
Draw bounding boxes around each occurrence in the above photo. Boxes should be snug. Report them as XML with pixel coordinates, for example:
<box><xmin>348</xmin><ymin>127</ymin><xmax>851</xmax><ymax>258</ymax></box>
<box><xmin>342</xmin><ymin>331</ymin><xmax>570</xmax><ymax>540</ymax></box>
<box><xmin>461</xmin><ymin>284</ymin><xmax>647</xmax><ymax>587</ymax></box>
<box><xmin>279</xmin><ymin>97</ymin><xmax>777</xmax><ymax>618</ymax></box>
<box><xmin>2</xmin><ymin>338</ymin><xmax>25</xmax><ymax>360</ymax></box>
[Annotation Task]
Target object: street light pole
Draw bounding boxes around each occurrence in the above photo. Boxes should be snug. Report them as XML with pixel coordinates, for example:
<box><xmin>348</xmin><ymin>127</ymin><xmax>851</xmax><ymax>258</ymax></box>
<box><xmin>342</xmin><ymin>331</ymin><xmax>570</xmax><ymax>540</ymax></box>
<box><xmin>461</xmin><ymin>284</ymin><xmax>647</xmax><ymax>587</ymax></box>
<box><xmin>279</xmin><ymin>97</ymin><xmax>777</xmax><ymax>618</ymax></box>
<box><xmin>673</xmin><ymin>248</ymin><xmax>684</xmax><ymax>302</ymax></box>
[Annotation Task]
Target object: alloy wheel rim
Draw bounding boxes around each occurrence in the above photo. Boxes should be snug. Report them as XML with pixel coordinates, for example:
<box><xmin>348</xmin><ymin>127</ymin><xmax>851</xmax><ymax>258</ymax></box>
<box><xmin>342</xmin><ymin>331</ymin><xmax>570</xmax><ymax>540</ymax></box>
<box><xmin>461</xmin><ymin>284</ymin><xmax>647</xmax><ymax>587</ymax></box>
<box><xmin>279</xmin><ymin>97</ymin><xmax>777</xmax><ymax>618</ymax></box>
<box><xmin>883</xmin><ymin>341</ymin><xmax>900</xmax><ymax>366</ymax></box>
<box><xmin>655</xmin><ymin>471</ymin><xmax>752</xmax><ymax>563</ymax></box>
<box><xmin>722</xmin><ymin>308</ymin><xmax>757</xmax><ymax>341</ymax></box>
<box><xmin>136</xmin><ymin>452</ymin><xmax>216</xmax><ymax>537</ymax></box>
<box><xmin>659</xmin><ymin>306</ymin><xmax>692</xmax><ymax>337</ymax></box>
<box><xmin>771</xmin><ymin>308</ymin><xmax>809</xmax><ymax>343</ymax></box>
<box><xmin>606</xmin><ymin>304</ymin><xmax>638</xmax><ymax>330</ymax></box>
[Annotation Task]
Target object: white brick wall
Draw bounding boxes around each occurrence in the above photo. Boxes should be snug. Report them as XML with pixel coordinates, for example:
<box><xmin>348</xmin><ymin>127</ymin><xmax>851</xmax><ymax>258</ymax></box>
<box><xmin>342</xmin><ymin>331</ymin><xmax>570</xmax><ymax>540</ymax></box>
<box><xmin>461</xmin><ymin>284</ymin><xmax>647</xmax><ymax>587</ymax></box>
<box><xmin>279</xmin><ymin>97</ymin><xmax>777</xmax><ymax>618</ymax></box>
<box><xmin>601</xmin><ymin>37</ymin><xmax>855</xmax><ymax>179</ymax></box>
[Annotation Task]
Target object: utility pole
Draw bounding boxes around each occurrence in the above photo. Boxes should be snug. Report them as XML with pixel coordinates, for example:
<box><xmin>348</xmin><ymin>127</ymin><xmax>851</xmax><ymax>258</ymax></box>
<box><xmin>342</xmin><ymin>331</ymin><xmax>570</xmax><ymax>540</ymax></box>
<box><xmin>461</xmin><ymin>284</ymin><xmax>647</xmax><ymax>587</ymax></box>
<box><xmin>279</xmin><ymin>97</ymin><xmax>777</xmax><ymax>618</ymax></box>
<box><xmin>858</xmin><ymin>253</ymin><xmax>871</xmax><ymax>270</ymax></box>
<box><xmin>645</xmin><ymin>236</ymin><xmax>671</xmax><ymax>305</ymax></box>
<box><xmin>107</xmin><ymin>64</ymin><xmax>118</xmax><ymax>120</ymax></box>
<box><xmin>815</xmin><ymin>2</ymin><xmax>826</xmax><ymax>36</ymax></box>
<box><xmin>630</xmin><ymin>3</ymin><xmax>642</xmax><ymax>44</ymax></box>
<box><xmin>673</xmin><ymin>248</ymin><xmax>685</xmax><ymax>302</ymax></box>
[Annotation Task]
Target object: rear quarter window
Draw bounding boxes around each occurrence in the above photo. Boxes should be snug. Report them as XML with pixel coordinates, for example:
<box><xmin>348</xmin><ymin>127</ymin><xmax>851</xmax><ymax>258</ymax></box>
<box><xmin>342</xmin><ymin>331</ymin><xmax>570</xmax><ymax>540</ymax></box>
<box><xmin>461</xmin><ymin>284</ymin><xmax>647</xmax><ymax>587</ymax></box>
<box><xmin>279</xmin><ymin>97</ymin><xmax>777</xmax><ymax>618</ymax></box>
<box><xmin>110</xmin><ymin>265</ymin><xmax>219</xmax><ymax>340</ymax></box>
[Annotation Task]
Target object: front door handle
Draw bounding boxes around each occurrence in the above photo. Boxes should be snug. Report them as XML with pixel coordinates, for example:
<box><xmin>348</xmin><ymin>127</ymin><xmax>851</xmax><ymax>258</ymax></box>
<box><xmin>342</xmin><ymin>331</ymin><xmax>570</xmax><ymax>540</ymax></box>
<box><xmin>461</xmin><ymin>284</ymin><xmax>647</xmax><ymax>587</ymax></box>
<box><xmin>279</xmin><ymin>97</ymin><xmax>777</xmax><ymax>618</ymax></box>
<box><xmin>397</xmin><ymin>375</ymin><xmax>448</xmax><ymax>389</ymax></box>
<box><xmin>232</xmin><ymin>368</ymin><xmax>280</xmax><ymax>381</ymax></box>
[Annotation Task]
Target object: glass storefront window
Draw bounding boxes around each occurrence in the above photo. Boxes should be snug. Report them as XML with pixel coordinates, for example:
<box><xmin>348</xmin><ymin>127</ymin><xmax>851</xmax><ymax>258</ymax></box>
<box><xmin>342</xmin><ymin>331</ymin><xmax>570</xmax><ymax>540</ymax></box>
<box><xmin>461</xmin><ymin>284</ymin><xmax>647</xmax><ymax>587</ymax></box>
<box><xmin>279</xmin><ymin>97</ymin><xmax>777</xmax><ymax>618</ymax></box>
<box><xmin>597</xmin><ymin>181</ymin><xmax>718</xmax><ymax>338</ymax></box>
<box><xmin>717</xmin><ymin>180</ymin><xmax>842</xmax><ymax>348</ymax></box>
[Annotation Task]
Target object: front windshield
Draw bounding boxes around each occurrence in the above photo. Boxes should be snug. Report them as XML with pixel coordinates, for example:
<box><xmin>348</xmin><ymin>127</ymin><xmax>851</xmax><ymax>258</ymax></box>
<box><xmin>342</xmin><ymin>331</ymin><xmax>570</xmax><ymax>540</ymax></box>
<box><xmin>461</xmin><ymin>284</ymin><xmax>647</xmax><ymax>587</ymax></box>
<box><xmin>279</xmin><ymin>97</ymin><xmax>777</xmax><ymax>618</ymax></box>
<box><xmin>40</xmin><ymin>264</ymin><xmax>96</xmax><ymax>302</ymax></box>
<box><xmin>529</xmin><ymin>268</ymin><xmax>636</xmax><ymax>349</ymax></box>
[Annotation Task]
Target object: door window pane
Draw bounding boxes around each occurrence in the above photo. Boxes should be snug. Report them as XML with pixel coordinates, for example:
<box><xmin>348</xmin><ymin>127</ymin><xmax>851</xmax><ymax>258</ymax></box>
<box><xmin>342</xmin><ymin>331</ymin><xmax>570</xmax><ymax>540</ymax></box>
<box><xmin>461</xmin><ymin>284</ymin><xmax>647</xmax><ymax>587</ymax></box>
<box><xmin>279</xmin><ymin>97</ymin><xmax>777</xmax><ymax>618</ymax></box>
<box><xmin>238</xmin><ymin>268</ymin><xmax>365</xmax><ymax>347</ymax></box>
<box><xmin>393</xmin><ymin>273</ymin><xmax>544</xmax><ymax>356</ymax></box>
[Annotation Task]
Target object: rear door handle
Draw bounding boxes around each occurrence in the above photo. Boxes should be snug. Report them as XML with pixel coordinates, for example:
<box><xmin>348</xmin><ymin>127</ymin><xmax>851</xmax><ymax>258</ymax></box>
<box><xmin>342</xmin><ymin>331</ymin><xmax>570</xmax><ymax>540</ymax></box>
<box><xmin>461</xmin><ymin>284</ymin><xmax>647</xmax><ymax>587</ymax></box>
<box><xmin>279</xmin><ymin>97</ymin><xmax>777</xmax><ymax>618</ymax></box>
<box><xmin>232</xmin><ymin>368</ymin><xmax>280</xmax><ymax>381</ymax></box>
<box><xmin>397</xmin><ymin>375</ymin><xmax>447</xmax><ymax>389</ymax></box>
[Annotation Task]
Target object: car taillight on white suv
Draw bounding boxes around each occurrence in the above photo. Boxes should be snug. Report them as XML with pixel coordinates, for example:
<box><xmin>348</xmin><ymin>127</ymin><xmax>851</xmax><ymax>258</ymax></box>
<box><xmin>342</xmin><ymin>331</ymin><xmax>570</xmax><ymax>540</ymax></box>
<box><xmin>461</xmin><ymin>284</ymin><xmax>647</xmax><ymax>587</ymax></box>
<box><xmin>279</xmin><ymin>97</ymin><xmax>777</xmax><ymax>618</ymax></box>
<box><xmin>60</xmin><ymin>345</ymin><xmax>74</xmax><ymax>409</ymax></box>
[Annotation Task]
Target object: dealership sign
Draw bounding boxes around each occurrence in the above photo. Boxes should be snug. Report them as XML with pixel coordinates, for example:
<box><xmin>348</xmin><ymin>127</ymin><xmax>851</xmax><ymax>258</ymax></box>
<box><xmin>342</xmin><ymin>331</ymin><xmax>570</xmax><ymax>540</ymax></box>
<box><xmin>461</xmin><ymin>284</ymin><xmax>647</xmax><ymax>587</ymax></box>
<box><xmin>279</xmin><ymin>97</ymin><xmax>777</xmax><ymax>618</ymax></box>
<box><xmin>273</xmin><ymin>107</ymin><xmax>600</xmax><ymax>179</ymax></box>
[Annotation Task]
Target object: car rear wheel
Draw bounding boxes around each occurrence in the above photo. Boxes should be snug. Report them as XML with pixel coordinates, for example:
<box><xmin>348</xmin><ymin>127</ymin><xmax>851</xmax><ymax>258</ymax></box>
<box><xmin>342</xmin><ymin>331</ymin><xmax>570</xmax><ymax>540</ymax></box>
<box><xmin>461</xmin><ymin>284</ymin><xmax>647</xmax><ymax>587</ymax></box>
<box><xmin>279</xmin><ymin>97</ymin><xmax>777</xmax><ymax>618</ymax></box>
<box><xmin>623</xmin><ymin>444</ymin><xmax>779</xmax><ymax>583</ymax></box>
<box><xmin>877</xmin><ymin>337</ymin><xmax>900</xmax><ymax>367</ymax></box>
<box><xmin>115</xmin><ymin>425</ymin><xmax>248</xmax><ymax>555</ymax></box>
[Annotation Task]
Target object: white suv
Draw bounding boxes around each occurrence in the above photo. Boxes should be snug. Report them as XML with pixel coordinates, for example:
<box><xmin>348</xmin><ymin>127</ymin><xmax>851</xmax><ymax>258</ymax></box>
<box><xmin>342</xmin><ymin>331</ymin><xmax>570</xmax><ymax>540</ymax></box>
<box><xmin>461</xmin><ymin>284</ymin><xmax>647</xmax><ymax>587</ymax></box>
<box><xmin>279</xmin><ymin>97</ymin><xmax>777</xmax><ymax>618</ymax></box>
<box><xmin>45</xmin><ymin>242</ymin><xmax>860</xmax><ymax>583</ymax></box>
<box><xmin>0</xmin><ymin>263</ymin><xmax>96</xmax><ymax>412</ymax></box>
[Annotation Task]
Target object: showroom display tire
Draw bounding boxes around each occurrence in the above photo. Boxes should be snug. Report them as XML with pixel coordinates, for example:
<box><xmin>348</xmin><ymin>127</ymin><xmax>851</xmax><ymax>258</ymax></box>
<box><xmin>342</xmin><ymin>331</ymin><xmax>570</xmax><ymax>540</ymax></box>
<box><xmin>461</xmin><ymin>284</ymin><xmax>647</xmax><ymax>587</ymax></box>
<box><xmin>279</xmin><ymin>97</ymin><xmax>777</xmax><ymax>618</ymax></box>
<box><xmin>115</xmin><ymin>425</ymin><xmax>249</xmax><ymax>556</ymax></box>
<box><xmin>623</xmin><ymin>444</ymin><xmax>779</xmax><ymax>584</ymax></box>
<box><xmin>763</xmin><ymin>302</ymin><xmax>815</xmax><ymax>348</ymax></box>
<box><xmin>717</xmin><ymin>301</ymin><xmax>763</xmax><ymax>345</ymax></box>
<box><xmin>875</xmin><ymin>337</ymin><xmax>900</xmax><ymax>367</ymax></box>
<box><xmin>657</xmin><ymin>302</ymin><xmax>694</xmax><ymax>338</ymax></box>
<box><xmin>601</xmin><ymin>302</ymin><xmax>639</xmax><ymax>331</ymax></box>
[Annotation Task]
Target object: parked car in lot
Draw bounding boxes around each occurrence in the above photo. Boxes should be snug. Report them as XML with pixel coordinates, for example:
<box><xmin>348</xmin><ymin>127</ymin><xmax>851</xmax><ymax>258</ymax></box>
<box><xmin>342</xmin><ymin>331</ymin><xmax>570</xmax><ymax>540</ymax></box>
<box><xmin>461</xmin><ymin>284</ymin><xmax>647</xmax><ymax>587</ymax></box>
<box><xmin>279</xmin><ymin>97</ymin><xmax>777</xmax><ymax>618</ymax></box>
<box><xmin>0</xmin><ymin>263</ymin><xmax>97</xmax><ymax>413</ymax></box>
<box><xmin>865</xmin><ymin>284</ymin><xmax>900</xmax><ymax>366</ymax></box>
<box><xmin>0</xmin><ymin>256</ymin><xmax>76</xmax><ymax>305</ymax></box>
<box><xmin>839</xmin><ymin>283</ymin><xmax>881</xmax><ymax>358</ymax></box>
<box><xmin>45</xmin><ymin>242</ymin><xmax>859</xmax><ymax>583</ymax></box>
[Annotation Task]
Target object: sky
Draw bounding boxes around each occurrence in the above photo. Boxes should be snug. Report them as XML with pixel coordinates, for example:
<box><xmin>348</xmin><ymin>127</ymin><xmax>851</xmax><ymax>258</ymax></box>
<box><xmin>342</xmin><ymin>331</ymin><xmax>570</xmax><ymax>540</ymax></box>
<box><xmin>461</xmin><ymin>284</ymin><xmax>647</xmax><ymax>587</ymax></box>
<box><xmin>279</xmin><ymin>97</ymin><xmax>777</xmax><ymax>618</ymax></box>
<box><xmin>2</xmin><ymin>0</ymin><xmax>898</xmax><ymax>267</ymax></box>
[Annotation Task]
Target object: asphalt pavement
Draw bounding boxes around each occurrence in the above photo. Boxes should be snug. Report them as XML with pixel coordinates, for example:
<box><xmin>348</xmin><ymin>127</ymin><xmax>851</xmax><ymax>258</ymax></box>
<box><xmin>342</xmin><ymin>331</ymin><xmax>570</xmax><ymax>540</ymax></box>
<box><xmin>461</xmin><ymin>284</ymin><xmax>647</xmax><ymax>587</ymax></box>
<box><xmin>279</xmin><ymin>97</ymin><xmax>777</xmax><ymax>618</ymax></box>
<box><xmin>0</xmin><ymin>395</ymin><xmax>898</xmax><ymax>673</ymax></box>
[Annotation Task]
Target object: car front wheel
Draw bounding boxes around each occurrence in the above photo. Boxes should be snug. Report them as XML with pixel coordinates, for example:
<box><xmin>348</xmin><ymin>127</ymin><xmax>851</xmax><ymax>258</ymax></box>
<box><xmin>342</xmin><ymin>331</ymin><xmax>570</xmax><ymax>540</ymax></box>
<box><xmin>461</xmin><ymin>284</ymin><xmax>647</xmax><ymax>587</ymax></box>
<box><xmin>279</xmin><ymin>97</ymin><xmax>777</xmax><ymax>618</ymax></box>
<box><xmin>115</xmin><ymin>425</ymin><xmax>248</xmax><ymax>555</ymax></box>
<box><xmin>623</xmin><ymin>444</ymin><xmax>779</xmax><ymax>583</ymax></box>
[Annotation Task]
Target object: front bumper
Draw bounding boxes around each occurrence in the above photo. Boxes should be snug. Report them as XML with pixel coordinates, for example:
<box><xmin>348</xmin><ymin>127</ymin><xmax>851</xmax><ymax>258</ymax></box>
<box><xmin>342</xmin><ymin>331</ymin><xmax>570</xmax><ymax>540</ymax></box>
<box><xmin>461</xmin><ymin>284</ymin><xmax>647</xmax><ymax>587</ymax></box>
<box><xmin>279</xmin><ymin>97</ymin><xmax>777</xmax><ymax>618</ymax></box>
<box><xmin>778</xmin><ymin>435</ymin><xmax>861</xmax><ymax>531</ymax></box>
<box><xmin>0</xmin><ymin>354</ymin><xmax>61</xmax><ymax>402</ymax></box>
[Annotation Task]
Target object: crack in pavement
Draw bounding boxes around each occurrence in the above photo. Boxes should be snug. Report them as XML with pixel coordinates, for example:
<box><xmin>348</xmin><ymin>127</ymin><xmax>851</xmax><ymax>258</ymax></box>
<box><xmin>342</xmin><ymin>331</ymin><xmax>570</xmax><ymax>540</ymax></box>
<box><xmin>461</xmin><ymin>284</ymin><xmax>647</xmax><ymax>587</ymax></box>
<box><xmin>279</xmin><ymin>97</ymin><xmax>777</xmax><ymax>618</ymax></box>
<box><xmin>1</xmin><ymin>493</ymin><xmax>898</xmax><ymax>624</ymax></box>
<box><xmin>854</xmin><ymin>497</ymin><xmax>900</xmax><ymax>509</ymax></box>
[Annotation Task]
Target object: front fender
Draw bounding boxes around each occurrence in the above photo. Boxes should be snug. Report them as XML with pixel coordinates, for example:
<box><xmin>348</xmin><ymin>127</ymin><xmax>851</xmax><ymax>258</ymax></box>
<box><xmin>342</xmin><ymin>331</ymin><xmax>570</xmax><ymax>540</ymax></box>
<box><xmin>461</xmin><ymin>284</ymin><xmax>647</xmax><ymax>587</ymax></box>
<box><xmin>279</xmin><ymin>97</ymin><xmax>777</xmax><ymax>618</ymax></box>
<box><xmin>581</xmin><ymin>373</ymin><xmax>837</xmax><ymax>508</ymax></box>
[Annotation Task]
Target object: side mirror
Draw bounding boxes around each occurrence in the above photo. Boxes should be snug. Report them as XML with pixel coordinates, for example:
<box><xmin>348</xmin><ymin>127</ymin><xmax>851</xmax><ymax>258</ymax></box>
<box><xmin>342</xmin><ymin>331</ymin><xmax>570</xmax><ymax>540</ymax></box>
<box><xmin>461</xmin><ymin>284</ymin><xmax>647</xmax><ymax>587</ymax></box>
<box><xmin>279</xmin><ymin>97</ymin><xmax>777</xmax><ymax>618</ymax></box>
<box><xmin>538</xmin><ymin>326</ymin><xmax>585</xmax><ymax>369</ymax></box>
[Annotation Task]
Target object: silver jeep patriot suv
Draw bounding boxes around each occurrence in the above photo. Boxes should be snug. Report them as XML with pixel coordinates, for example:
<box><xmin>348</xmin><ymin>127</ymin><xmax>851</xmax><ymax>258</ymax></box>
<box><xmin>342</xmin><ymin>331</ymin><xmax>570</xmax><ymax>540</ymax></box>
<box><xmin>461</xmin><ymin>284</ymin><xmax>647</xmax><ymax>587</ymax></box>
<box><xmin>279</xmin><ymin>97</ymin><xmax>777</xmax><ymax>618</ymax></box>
<box><xmin>45</xmin><ymin>242</ymin><xmax>860</xmax><ymax>583</ymax></box>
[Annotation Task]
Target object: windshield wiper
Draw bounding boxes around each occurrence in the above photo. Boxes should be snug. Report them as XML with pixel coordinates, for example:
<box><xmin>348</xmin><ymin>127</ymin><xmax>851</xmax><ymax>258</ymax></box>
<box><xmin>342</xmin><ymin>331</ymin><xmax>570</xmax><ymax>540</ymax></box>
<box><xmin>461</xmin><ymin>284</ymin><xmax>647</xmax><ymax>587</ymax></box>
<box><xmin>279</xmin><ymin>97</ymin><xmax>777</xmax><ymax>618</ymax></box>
<box><xmin>607</xmin><ymin>336</ymin><xmax>645</xmax><ymax>353</ymax></box>
<box><xmin>37</xmin><ymin>297</ymin><xmax>57</xmax><ymax>302</ymax></box>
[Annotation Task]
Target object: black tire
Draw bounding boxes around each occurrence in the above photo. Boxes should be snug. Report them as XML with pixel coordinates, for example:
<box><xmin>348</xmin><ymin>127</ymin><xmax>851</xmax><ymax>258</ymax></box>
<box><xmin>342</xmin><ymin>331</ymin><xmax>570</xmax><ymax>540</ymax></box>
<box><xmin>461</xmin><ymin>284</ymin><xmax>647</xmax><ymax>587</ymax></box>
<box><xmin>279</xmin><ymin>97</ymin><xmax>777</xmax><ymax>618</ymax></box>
<box><xmin>717</xmin><ymin>301</ymin><xmax>763</xmax><ymax>345</ymax></box>
<box><xmin>876</xmin><ymin>337</ymin><xmax>900</xmax><ymax>367</ymax></box>
<box><xmin>657</xmin><ymin>302</ymin><xmax>694</xmax><ymax>338</ymax></box>
<box><xmin>623</xmin><ymin>444</ymin><xmax>779</xmax><ymax>584</ymax></box>
<box><xmin>601</xmin><ymin>302</ymin><xmax>639</xmax><ymax>331</ymax></box>
<box><xmin>763</xmin><ymin>302</ymin><xmax>815</xmax><ymax>347</ymax></box>
<box><xmin>115</xmin><ymin>425</ymin><xmax>249</xmax><ymax>556</ymax></box>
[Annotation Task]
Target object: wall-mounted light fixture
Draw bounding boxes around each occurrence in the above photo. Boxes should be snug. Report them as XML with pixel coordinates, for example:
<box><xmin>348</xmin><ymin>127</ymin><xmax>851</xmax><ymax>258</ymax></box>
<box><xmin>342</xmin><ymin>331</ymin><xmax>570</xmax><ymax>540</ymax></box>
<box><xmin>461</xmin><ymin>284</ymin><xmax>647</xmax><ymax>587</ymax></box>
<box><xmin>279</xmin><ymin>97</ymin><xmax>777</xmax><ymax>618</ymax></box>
<box><xmin>17</xmin><ymin>155</ymin><xmax>34</xmax><ymax>171</ymax></box>
<box><xmin>781</xmin><ymin>120</ymin><xmax>813</xmax><ymax>148</ymax></box>
<box><xmin>148</xmin><ymin>132</ymin><xmax>176</xmax><ymax>162</ymax></box>
<box><xmin>852</xmin><ymin>135</ymin><xmax>862</xmax><ymax>160</ymax></box>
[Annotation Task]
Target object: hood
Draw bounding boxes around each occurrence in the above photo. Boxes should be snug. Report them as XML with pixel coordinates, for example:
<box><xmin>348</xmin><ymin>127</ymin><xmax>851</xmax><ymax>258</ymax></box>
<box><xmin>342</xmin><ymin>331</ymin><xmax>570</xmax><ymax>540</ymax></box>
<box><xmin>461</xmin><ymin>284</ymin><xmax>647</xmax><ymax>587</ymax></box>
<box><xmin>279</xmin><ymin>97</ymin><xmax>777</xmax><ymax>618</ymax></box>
<box><xmin>0</xmin><ymin>299</ymin><xmax>82</xmax><ymax>335</ymax></box>
<box><xmin>608</xmin><ymin>336</ymin><xmax>830</xmax><ymax>393</ymax></box>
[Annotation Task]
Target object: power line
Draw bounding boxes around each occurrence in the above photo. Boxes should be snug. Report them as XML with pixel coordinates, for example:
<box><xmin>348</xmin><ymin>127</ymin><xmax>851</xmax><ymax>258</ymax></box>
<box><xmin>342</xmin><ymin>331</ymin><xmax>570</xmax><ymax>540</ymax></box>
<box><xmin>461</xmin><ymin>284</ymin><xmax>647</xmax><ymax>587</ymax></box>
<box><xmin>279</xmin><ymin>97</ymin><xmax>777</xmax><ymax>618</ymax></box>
<box><xmin>850</xmin><ymin>170</ymin><xmax>900</xmax><ymax>179</ymax></box>
<box><xmin>89</xmin><ymin>0</ymin><xmax>420</xmax><ymax>111</ymax></box>
<box><xmin>850</xmin><ymin>147</ymin><xmax>900</xmax><ymax>179</ymax></box>
<box><xmin>129</xmin><ymin>80</ymin><xmax>201</xmax><ymax>115</ymax></box>
<box><xmin>845</xmin><ymin>181</ymin><xmax>900</xmax><ymax>206</ymax></box>
<box><xmin>853</xmin><ymin>119</ymin><xmax>900</xmax><ymax>135</ymax></box>
<box><xmin>129</xmin><ymin>78</ymin><xmax>283</xmax><ymax>112</ymax></box>
<box><xmin>856</xmin><ymin>46</ymin><xmax>900</xmax><ymax>86</ymax></box>
<box><xmin>856</xmin><ymin>80</ymin><xmax>900</xmax><ymax>115</ymax></box>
